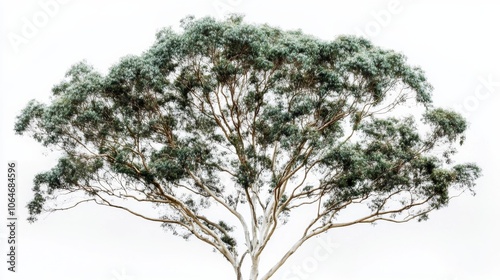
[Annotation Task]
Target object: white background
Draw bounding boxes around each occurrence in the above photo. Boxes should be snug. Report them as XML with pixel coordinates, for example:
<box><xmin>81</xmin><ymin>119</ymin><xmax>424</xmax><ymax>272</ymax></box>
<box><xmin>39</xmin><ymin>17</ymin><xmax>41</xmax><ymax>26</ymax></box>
<box><xmin>1</xmin><ymin>1</ymin><xmax>499</xmax><ymax>279</ymax></box>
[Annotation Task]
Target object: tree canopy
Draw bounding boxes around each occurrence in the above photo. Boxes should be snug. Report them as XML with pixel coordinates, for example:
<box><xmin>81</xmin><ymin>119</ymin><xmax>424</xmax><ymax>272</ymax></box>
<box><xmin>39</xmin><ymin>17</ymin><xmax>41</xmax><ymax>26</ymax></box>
<box><xmin>15</xmin><ymin>15</ymin><xmax>480</xmax><ymax>280</ymax></box>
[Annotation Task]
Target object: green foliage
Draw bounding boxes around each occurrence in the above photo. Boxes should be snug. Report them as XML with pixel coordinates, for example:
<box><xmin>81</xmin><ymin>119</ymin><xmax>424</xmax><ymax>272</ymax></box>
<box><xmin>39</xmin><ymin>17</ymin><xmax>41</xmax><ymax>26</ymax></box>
<box><xmin>27</xmin><ymin>156</ymin><xmax>102</xmax><ymax>221</ymax></box>
<box><xmin>221</xmin><ymin>234</ymin><xmax>237</xmax><ymax>251</ymax></box>
<box><xmin>424</xmin><ymin>108</ymin><xmax>467</xmax><ymax>143</ymax></box>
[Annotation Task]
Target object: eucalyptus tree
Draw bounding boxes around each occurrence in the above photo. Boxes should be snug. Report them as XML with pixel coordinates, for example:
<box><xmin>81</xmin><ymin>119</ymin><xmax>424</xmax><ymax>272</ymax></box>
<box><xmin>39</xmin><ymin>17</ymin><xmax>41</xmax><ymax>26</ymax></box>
<box><xmin>15</xmin><ymin>15</ymin><xmax>480</xmax><ymax>280</ymax></box>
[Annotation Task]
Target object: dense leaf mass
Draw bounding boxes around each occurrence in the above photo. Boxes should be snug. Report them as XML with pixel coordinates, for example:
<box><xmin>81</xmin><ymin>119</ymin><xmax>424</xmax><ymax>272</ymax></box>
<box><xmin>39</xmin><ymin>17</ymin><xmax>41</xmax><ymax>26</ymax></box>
<box><xmin>15</xmin><ymin>15</ymin><xmax>480</xmax><ymax>279</ymax></box>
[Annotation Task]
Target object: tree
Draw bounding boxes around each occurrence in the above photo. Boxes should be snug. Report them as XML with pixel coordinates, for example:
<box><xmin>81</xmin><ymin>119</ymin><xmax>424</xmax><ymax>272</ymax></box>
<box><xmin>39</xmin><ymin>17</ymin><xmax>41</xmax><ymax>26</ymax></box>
<box><xmin>15</xmin><ymin>15</ymin><xmax>480</xmax><ymax>280</ymax></box>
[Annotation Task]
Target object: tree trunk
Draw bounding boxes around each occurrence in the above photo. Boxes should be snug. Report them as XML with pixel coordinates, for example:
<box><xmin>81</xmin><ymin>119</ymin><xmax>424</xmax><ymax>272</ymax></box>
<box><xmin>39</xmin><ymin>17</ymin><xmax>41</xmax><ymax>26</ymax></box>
<box><xmin>235</xmin><ymin>266</ymin><xmax>243</xmax><ymax>280</ymax></box>
<box><xmin>249</xmin><ymin>255</ymin><xmax>260</xmax><ymax>280</ymax></box>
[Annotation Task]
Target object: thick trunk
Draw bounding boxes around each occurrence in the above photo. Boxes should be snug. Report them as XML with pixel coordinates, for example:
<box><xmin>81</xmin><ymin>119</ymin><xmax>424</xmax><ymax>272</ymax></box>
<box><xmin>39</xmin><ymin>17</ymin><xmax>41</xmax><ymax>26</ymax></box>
<box><xmin>248</xmin><ymin>255</ymin><xmax>260</xmax><ymax>280</ymax></box>
<box><xmin>249</xmin><ymin>264</ymin><xmax>258</xmax><ymax>280</ymax></box>
<box><xmin>233</xmin><ymin>260</ymin><xmax>259</xmax><ymax>280</ymax></box>
<box><xmin>235</xmin><ymin>266</ymin><xmax>243</xmax><ymax>280</ymax></box>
